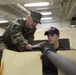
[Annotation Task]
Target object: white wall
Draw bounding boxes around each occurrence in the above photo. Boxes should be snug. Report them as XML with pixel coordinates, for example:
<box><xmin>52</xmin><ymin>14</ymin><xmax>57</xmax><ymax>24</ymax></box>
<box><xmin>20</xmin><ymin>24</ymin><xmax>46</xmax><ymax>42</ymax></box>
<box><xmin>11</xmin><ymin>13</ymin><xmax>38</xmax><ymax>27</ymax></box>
<box><xmin>36</xmin><ymin>20</ymin><xmax>70</xmax><ymax>29</ymax></box>
<box><xmin>0</xmin><ymin>28</ymin><xmax>5</xmax><ymax>36</ymax></box>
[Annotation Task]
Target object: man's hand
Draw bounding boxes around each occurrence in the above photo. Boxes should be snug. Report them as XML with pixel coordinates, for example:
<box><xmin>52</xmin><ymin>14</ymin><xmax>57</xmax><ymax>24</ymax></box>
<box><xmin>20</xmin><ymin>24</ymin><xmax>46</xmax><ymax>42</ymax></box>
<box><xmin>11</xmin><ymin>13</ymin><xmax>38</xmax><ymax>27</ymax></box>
<box><xmin>26</xmin><ymin>44</ymin><xmax>33</xmax><ymax>50</ymax></box>
<box><xmin>26</xmin><ymin>42</ymin><xmax>45</xmax><ymax>50</ymax></box>
<box><xmin>35</xmin><ymin>42</ymin><xmax>45</xmax><ymax>47</ymax></box>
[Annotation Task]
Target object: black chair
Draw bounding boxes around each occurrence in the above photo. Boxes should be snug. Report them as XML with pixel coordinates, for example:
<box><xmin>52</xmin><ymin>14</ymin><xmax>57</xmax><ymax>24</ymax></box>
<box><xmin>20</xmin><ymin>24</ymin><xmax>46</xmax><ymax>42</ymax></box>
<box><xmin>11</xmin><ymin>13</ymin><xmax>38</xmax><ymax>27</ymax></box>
<box><xmin>34</xmin><ymin>38</ymin><xmax>70</xmax><ymax>50</ymax></box>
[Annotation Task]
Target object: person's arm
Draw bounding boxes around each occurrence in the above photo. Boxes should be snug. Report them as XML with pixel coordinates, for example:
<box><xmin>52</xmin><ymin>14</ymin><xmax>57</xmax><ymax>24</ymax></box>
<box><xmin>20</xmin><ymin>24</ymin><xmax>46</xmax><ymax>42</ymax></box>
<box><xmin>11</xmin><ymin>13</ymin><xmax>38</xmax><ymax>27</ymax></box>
<box><xmin>9</xmin><ymin>21</ymin><xmax>32</xmax><ymax>51</ymax></box>
<box><xmin>27</xmin><ymin>29</ymin><xmax>45</xmax><ymax>48</ymax></box>
<box><xmin>27</xmin><ymin>29</ymin><xmax>36</xmax><ymax>45</ymax></box>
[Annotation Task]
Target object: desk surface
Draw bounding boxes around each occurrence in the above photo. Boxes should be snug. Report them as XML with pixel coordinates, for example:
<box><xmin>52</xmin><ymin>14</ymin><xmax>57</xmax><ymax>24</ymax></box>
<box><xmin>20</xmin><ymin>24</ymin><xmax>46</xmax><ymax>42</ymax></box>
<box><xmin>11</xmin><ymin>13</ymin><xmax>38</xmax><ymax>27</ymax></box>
<box><xmin>57</xmin><ymin>50</ymin><xmax>76</xmax><ymax>75</ymax></box>
<box><xmin>1</xmin><ymin>49</ymin><xmax>42</xmax><ymax>75</ymax></box>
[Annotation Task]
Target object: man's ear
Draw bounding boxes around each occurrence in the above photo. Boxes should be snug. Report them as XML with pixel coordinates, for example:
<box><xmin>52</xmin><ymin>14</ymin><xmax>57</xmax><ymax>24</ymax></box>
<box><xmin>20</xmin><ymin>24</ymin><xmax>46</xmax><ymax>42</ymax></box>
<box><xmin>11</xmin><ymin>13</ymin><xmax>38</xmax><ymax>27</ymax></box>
<box><xmin>26</xmin><ymin>16</ymin><xmax>31</xmax><ymax>21</ymax></box>
<box><xmin>27</xmin><ymin>16</ymin><xmax>32</xmax><ymax>20</ymax></box>
<box><xmin>27</xmin><ymin>16</ymin><xmax>30</xmax><ymax>19</ymax></box>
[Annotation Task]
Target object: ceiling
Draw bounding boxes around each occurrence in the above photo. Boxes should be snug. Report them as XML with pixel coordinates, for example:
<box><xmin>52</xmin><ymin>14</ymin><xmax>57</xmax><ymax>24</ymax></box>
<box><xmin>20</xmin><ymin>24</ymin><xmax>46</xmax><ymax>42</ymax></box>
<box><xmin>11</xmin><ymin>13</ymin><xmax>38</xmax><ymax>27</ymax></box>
<box><xmin>0</xmin><ymin>0</ymin><xmax>76</xmax><ymax>28</ymax></box>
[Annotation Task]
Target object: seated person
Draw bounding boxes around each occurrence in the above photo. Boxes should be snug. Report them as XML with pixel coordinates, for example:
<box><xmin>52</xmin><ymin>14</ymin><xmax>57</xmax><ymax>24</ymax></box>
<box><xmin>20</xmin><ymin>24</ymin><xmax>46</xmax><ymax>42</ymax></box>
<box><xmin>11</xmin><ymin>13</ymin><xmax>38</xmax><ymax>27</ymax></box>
<box><xmin>42</xmin><ymin>27</ymin><xmax>66</xmax><ymax>75</ymax></box>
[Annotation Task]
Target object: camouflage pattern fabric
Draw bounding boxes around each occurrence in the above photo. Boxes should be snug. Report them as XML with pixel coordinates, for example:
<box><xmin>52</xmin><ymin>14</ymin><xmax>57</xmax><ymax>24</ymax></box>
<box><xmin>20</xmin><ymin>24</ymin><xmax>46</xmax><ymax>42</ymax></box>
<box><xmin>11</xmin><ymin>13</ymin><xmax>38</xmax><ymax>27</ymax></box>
<box><xmin>1</xmin><ymin>19</ymin><xmax>36</xmax><ymax>52</ymax></box>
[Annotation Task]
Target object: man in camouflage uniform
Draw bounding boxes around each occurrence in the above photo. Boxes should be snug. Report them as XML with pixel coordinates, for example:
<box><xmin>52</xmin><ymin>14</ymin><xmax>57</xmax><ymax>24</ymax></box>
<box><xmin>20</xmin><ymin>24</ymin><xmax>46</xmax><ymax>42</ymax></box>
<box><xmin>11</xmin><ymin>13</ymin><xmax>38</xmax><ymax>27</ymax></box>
<box><xmin>0</xmin><ymin>11</ymin><xmax>44</xmax><ymax>65</ymax></box>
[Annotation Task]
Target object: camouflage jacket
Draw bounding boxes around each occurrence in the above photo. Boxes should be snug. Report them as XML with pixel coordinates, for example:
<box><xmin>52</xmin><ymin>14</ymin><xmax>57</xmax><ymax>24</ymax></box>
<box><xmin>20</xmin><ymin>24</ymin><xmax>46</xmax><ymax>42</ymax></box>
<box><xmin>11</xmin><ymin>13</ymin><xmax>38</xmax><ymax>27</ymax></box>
<box><xmin>1</xmin><ymin>19</ymin><xmax>36</xmax><ymax>51</ymax></box>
